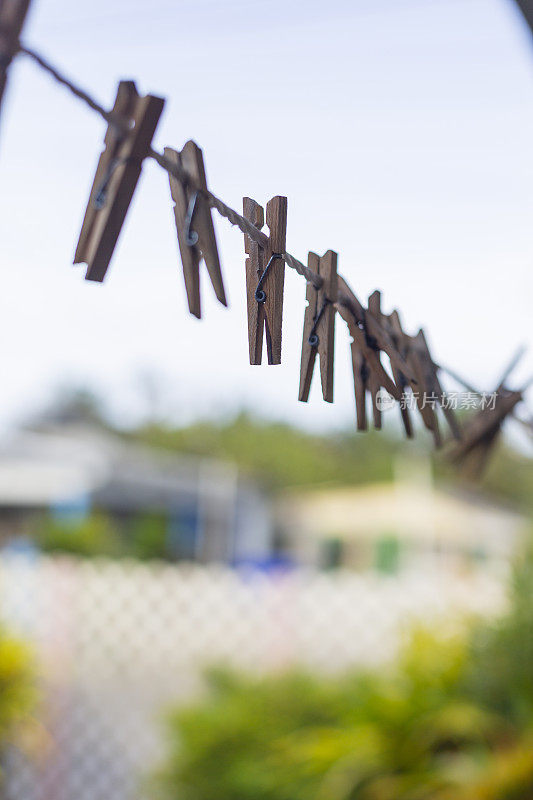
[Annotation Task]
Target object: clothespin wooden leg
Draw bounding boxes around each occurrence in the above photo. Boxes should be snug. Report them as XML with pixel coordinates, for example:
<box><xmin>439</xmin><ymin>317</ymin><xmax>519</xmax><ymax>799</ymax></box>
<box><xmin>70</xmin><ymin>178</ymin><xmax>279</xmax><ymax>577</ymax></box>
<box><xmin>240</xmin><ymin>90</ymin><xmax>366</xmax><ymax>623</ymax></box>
<box><xmin>367</xmin><ymin>291</ymin><xmax>383</xmax><ymax>429</ymax></box>
<box><xmin>243</xmin><ymin>196</ymin><xmax>287</xmax><ymax>365</ymax></box>
<box><xmin>317</xmin><ymin>251</ymin><xmax>337</xmax><ymax>402</ymax></box>
<box><xmin>0</xmin><ymin>0</ymin><xmax>31</xmax><ymax>114</ymax></box>
<box><xmin>299</xmin><ymin>250</ymin><xmax>337</xmax><ymax>403</ymax></box>
<box><xmin>415</xmin><ymin>329</ymin><xmax>461</xmax><ymax>441</ymax></box>
<box><xmin>262</xmin><ymin>197</ymin><xmax>287</xmax><ymax>365</ymax></box>
<box><xmin>243</xmin><ymin>197</ymin><xmax>267</xmax><ymax>364</ymax></box>
<box><xmin>299</xmin><ymin>253</ymin><xmax>320</xmax><ymax>400</ymax></box>
<box><xmin>336</xmin><ymin>279</ymin><xmax>402</xmax><ymax>432</ymax></box>
<box><xmin>336</xmin><ymin>278</ymin><xmax>401</xmax><ymax>402</ymax></box>
<box><xmin>166</xmin><ymin>141</ymin><xmax>227</xmax><ymax>318</ymax></box>
<box><xmin>449</xmin><ymin>389</ymin><xmax>521</xmax><ymax>473</ymax></box>
<box><xmin>351</xmin><ymin>347</ymin><xmax>369</xmax><ymax>430</ymax></box>
<box><xmin>397</xmin><ymin>381</ymin><xmax>413</xmax><ymax>438</ymax></box>
<box><xmin>377</xmin><ymin>311</ymin><xmax>413</xmax><ymax>438</ymax></box>
<box><xmin>387</xmin><ymin>310</ymin><xmax>441</xmax><ymax>446</ymax></box>
<box><xmin>408</xmin><ymin>342</ymin><xmax>442</xmax><ymax>447</ymax></box>
<box><xmin>461</xmin><ymin>432</ymin><xmax>498</xmax><ymax>480</ymax></box>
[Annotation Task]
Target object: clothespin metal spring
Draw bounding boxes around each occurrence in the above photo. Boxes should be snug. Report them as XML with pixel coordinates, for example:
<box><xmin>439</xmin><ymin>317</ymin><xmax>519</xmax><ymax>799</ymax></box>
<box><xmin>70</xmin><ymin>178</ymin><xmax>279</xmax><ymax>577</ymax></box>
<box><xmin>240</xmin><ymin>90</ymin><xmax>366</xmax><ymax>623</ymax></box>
<box><xmin>357</xmin><ymin>318</ymin><xmax>379</xmax><ymax>352</ymax></box>
<box><xmin>255</xmin><ymin>252</ymin><xmax>284</xmax><ymax>304</ymax></box>
<box><xmin>308</xmin><ymin>297</ymin><xmax>331</xmax><ymax>347</ymax></box>
<box><xmin>184</xmin><ymin>190</ymin><xmax>199</xmax><ymax>247</ymax></box>
<box><xmin>93</xmin><ymin>156</ymin><xmax>134</xmax><ymax>210</ymax></box>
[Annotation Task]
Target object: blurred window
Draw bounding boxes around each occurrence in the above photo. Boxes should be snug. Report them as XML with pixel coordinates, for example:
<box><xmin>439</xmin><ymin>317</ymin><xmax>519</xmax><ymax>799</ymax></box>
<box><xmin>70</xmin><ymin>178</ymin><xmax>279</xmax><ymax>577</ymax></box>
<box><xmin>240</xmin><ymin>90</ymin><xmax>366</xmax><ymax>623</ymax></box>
<box><xmin>374</xmin><ymin>535</ymin><xmax>401</xmax><ymax>574</ymax></box>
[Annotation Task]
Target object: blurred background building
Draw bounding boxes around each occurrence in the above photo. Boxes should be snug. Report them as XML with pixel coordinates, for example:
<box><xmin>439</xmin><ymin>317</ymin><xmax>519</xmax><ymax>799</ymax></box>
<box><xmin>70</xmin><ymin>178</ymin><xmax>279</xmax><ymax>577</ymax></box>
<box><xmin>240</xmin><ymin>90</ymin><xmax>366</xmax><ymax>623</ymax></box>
<box><xmin>0</xmin><ymin>422</ymin><xmax>272</xmax><ymax>565</ymax></box>
<box><xmin>281</xmin><ymin>456</ymin><xmax>527</xmax><ymax>572</ymax></box>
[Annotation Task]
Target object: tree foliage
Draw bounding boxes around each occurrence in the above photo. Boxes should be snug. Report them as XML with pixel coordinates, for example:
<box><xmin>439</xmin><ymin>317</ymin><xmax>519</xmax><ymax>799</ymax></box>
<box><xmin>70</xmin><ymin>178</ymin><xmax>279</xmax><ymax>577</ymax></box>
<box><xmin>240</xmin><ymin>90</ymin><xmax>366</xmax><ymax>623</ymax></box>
<box><xmin>156</xmin><ymin>540</ymin><xmax>533</xmax><ymax>800</ymax></box>
<box><xmin>134</xmin><ymin>413</ymin><xmax>533</xmax><ymax>510</ymax></box>
<box><xmin>0</xmin><ymin>627</ymin><xmax>36</xmax><ymax>782</ymax></box>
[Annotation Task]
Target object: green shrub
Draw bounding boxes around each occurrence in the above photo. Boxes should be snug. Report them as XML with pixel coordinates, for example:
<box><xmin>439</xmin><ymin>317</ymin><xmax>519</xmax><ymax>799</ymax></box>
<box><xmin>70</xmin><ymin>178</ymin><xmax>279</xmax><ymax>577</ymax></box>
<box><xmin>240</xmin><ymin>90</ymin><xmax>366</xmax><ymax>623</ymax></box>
<box><xmin>129</xmin><ymin>513</ymin><xmax>168</xmax><ymax>561</ymax></box>
<box><xmin>156</xmin><ymin>539</ymin><xmax>533</xmax><ymax>800</ymax></box>
<box><xmin>37</xmin><ymin>511</ymin><xmax>175</xmax><ymax>561</ymax></box>
<box><xmin>38</xmin><ymin>513</ymin><xmax>123</xmax><ymax>558</ymax></box>
<box><xmin>0</xmin><ymin>626</ymin><xmax>36</xmax><ymax>782</ymax></box>
<box><xmin>467</xmin><ymin>535</ymin><xmax>533</xmax><ymax>727</ymax></box>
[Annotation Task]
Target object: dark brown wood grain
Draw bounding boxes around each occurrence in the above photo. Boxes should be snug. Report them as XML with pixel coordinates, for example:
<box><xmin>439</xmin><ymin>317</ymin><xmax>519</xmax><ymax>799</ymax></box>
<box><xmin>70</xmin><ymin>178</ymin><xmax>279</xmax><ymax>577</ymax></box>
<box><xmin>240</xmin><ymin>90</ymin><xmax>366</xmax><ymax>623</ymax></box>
<box><xmin>351</xmin><ymin>345</ymin><xmax>369</xmax><ymax>431</ymax></box>
<box><xmin>336</xmin><ymin>277</ymin><xmax>401</xmax><ymax>431</ymax></box>
<box><xmin>337</xmin><ymin>284</ymin><xmax>417</xmax><ymax>386</ymax></box>
<box><xmin>450</xmin><ymin>389</ymin><xmax>522</xmax><ymax>472</ymax></box>
<box><xmin>243</xmin><ymin>197</ymin><xmax>267</xmax><ymax>364</ymax></box>
<box><xmin>0</xmin><ymin>0</ymin><xmax>31</xmax><ymax>113</ymax></box>
<box><xmin>317</xmin><ymin>251</ymin><xmax>337</xmax><ymax>402</ymax></box>
<box><xmin>74</xmin><ymin>81</ymin><xmax>164</xmax><ymax>282</ymax></box>
<box><xmin>414</xmin><ymin>329</ymin><xmax>461</xmax><ymax>441</ymax></box>
<box><xmin>262</xmin><ymin>197</ymin><xmax>287</xmax><ymax>365</ymax></box>
<box><xmin>243</xmin><ymin>195</ymin><xmax>287</xmax><ymax>365</ymax></box>
<box><xmin>299</xmin><ymin>250</ymin><xmax>337</xmax><ymax>403</ymax></box>
<box><xmin>376</xmin><ymin>308</ymin><xmax>413</xmax><ymax>438</ymax></box>
<box><xmin>367</xmin><ymin>290</ymin><xmax>383</xmax><ymax>429</ymax></box>
<box><xmin>388</xmin><ymin>311</ymin><xmax>442</xmax><ymax>447</ymax></box>
<box><xmin>298</xmin><ymin>252</ymin><xmax>320</xmax><ymax>401</ymax></box>
<box><xmin>166</xmin><ymin>141</ymin><xmax>226</xmax><ymax>318</ymax></box>
<box><xmin>516</xmin><ymin>0</ymin><xmax>533</xmax><ymax>36</ymax></box>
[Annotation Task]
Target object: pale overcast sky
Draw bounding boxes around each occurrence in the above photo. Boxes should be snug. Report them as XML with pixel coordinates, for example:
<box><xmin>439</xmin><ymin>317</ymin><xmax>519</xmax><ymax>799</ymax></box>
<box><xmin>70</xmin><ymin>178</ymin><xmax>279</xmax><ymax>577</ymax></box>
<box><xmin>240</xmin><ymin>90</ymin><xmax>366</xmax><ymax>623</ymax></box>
<box><xmin>0</xmin><ymin>0</ymin><xmax>532</xmax><ymax>441</ymax></box>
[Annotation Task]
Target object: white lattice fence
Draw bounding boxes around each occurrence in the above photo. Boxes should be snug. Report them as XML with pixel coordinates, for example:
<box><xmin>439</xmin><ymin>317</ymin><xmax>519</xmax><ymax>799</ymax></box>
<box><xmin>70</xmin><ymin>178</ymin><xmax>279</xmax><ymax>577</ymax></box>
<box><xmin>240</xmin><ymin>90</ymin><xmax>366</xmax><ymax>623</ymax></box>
<box><xmin>0</xmin><ymin>555</ymin><xmax>507</xmax><ymax>800</ymax></box>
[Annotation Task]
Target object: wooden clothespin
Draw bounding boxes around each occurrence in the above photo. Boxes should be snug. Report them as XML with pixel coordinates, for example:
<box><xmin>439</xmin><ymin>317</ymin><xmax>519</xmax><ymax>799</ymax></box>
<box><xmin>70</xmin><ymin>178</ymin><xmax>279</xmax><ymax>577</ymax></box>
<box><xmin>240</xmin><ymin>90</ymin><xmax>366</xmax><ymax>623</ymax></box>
<box><xmin>74</xmin><ymin>81</ymin><xmax>165</xmax><ymax>282</ymax></box>
<box><xmin>299</xmin><ymin>251</ymin><xmax>337</xmax><ymax>403</ymax></box>
<box><xmin>448</xmin><ymin>347</ymin><xmax>528</xmax><ymax>477</ymax></box>
<box><xmin>243</xmin><ymin>196</ymin><xmax>287</xmax><ymax>365</ymax></box>
<box><xmin>164</xmin><ymin>141</ymin><xmax>226</xmax><ymax>318</ymax></box>
<box><xmin>449</xmin><ymin>388</ymin><xmax>522</xmax><ymax>478</ymax></box>
<box><xmin>336</xmin><ymin>277</ymin><xmax>400</xmax><ymax>431</ymax></box>
<box><xmin>0</xmin><ymin>0</ymin><xmax>31</xmax><ymax>116</ymax></box>
<box><xmin>337</xmin><ymin>282</ymin><xmax>418</xmax><ymax>388</ymax></box>
<box><xmin>372</xmin><ymin>299</ymin><xmax>412</xmax><ymax>438</ymax></box>
<box><xmin>411</xmin><ymin>329</ymin><xmax>461</xmax><ymax>440</ymax></box>
<box><xmin>387</xmin><ymin>312</ymin><xmax>442</xmax><ymax>447</ymax></box>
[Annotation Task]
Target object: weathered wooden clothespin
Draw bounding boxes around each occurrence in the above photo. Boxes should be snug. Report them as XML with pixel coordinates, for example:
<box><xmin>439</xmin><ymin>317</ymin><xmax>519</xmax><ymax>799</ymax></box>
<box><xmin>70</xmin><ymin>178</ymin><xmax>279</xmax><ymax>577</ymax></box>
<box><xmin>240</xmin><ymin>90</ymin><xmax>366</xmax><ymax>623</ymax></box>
<box><xmin>364</xmin><ymin>290</ymin><xmax>418</xmax><ymax>430</ymax></box>
<box><xmin>299</xmin><ymin>251</ymin><xmax>337</xmax><ymax>403</ymax></box>
<box><xmin>164</xmin><ymin>141</ymin><xmax>226</xmax><ymax>318</ymax></box>
<box><xmin>411</xmin><ymin>329</ymin><xmax>461</xmax><ymax>441</ymax></box>
<box><xmin>337</xmin><ymin>282</ymin><xmax>418</xmax><ymax>388</ymax></box>
<box><xmin>448</xmin><ymin>347</ymin><xmax>528</xmax><ymax>477</ymax></box>
<box><xmin>449</xmin><ymin>388</ymin><xmax>522</xmax><ymax>478</ymax></box>
<box><xmin>373</xmin><ymin>302</ymin><xmax>412</xmax><ymax>438</ymax></box>
<box><xmin>388</xmin><ymin>312</ymin><xmax>442</xmax><ymax>446</ymax></box>
<box><xmin>336</xmin><ymin>277</ymin><xmax>400</xmax><ymax>431</ymax></box>
<box><xmin>243</xmin><ymin>196</ymin><xmax>287</xmax><ymax>365</ymax></box>
<box><xmin>0</xmin><ymin>0</ymin><xmax>31</xmax><ymax>116</ymax></box>
<box><xmin>74</xmin><ymin>81</ymin><xmax>165</xmax><ymax>282</ymax></box>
